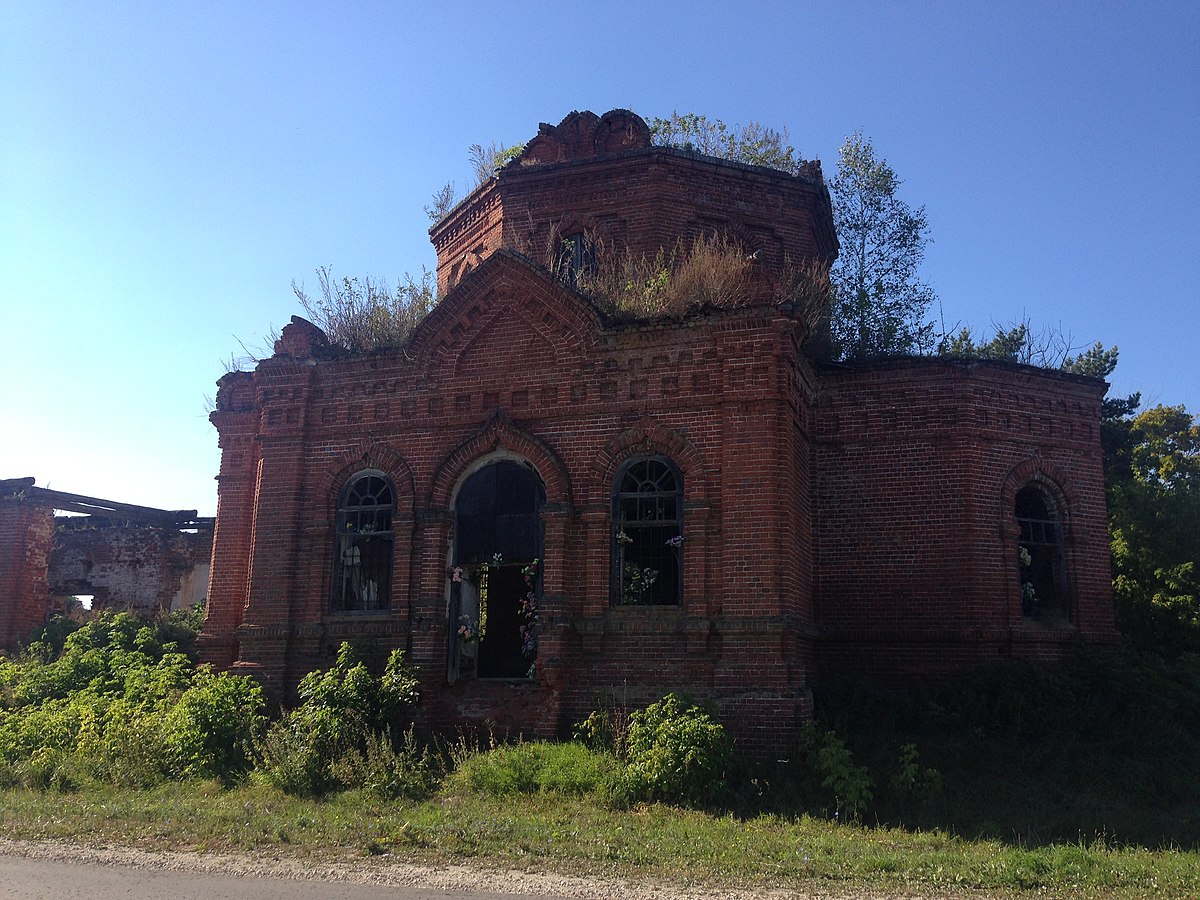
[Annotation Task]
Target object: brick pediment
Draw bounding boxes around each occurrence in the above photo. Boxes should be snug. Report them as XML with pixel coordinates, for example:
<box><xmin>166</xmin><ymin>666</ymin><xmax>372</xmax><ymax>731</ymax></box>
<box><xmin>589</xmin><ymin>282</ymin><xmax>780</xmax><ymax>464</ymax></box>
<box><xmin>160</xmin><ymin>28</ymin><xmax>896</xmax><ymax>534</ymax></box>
<box><xmin>518</xmin><ymin>109</ymin><xmax>651</xmax><ymax>167</ymax></box>
<box><xmin>407</xmin><ymin>251</ymin><xmax>600</xmax><ymax>376</ymax></box>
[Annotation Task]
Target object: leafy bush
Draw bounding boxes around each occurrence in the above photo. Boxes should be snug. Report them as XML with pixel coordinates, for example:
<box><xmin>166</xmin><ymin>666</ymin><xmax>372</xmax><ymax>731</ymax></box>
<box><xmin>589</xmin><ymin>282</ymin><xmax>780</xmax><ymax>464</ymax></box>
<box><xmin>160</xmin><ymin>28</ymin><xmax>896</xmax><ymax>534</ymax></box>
<box><xmin>622</xmin><ymin>693</ymin><xmax>732</xmax><ymax>807</ymax></box>
<box><xmin>255</xmin><ymin>642</ymin><xmax>425</xmax><ymax>797</ymax></box>
<box><xmin>0</xmin><ymin>611</ymin><xmax>264</xmax><ymax>788</ymax></box>
<box><xmin>327</xmin><ymin>727</ymin><xmax>438</xmax><ymax>801</ymax></box>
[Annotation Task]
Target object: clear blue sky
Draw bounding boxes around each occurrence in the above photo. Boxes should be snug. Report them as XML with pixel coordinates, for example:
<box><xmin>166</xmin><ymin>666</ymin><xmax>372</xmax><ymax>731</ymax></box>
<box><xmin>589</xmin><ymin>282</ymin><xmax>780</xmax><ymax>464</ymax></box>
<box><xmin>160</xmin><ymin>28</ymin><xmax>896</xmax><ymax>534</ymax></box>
<box><xmin>2</xmin><ymin>1</ymin><xmax>1197</xmax><ymax>517</ymax></box>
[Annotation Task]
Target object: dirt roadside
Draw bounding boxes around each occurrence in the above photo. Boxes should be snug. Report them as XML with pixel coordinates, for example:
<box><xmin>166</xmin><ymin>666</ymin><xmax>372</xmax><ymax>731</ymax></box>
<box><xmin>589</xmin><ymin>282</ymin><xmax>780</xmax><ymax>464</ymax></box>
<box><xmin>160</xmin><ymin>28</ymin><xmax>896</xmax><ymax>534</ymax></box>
<box><xmin>0</xmin><ymin>837</ymin><xmax>972</xmax><ymax>899</ymax></box>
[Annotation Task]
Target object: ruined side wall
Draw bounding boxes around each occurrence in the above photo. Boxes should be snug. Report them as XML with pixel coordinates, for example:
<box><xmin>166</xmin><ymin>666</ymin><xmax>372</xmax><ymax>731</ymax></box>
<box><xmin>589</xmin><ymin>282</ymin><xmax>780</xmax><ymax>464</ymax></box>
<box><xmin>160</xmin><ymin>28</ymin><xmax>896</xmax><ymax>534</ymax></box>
<box><xmin>48</xmin><ymin>521</ymin><xmax>212</xmax><ymax>613</ymax></box>
<box><xmin>0</xmin><ymin>498</ymin><xmax>54</xmax><ymax>649</ymax></box>
<box><xmin>813</xmin><ymin>360</ymin><xmax>1117</xmax><ymax>676</ymax></box>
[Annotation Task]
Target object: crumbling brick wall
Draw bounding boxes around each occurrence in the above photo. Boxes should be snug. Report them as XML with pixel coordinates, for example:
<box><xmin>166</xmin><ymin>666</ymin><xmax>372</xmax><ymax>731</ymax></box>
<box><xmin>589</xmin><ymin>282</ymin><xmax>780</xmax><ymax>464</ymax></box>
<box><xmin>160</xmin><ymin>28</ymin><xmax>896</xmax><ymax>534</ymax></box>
<box><xmin>1</xmin><ymin>478</ymin><xmax>214</xmax><ymax>650</ymax></box>
<box><xmin>49</xmin><ymin>518</ymin><xmax>212</xmax><ymax>614</ymax></box>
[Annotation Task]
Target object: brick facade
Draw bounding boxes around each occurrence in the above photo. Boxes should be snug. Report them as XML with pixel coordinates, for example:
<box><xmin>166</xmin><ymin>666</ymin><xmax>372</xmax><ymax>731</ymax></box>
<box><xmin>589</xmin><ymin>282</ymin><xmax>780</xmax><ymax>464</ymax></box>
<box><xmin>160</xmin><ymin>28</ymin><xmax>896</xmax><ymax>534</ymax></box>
<box><xmin>200</xmin><ymin>110</ymin><xmax>1118</xmax><ymax>754</ymax></box>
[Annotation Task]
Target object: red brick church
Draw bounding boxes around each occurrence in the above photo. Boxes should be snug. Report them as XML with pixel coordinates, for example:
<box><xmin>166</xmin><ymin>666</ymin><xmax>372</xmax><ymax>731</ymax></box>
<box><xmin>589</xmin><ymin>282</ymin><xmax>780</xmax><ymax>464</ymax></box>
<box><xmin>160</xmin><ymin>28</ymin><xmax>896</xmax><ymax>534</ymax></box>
<box><xmin>199</xmin><ymin>110</ymin><xmax>1117</xmax><ymax>753</ymax></box>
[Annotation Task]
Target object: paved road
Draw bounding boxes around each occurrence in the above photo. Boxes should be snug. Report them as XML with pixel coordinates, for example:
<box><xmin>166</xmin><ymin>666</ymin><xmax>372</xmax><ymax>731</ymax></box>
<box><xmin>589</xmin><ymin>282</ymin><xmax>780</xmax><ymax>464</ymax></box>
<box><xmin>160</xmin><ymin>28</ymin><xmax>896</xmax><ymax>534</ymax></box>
<box><xmin>0</xmin><ymin>854</ymin><xmax>574</xmax><ymax>900</ymax></box>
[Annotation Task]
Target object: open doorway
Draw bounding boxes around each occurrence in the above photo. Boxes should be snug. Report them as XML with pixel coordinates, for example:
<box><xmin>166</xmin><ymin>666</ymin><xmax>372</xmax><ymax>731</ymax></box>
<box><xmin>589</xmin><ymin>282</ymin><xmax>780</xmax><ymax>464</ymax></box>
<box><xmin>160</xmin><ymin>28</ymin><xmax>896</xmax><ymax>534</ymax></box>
<box><xmin>451</xmin><ymin>460</ymin><xmax>545</xmax><ymax>680</ymax></box>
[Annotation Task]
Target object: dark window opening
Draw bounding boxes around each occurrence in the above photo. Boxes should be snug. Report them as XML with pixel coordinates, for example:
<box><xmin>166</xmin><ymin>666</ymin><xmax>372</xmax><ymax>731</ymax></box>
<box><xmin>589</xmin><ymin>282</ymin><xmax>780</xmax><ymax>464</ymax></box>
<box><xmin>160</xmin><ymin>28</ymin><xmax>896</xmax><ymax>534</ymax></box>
<box><xmin>332</xmin><ymin>471</ymin><xmax>394</xmax><ymax>612</ymax></box>
<box><xmin>1015</xmin><ymin>484</ymin><xmax>1067</xmax><ymax>620</ymax></box>
<box><xmin>451</xmin><ymin>461</ymin><xmax>545</xmax><ymax>680</ymax></box>
<box><xmin>612</xmin><ymin>456</ymin><xmax>683</xmax><ymax>605</ymax></box>
<box><xmin>557</xmin><ymin>231</ymin><xmax>595</xmax><ymax>285</ymax></box>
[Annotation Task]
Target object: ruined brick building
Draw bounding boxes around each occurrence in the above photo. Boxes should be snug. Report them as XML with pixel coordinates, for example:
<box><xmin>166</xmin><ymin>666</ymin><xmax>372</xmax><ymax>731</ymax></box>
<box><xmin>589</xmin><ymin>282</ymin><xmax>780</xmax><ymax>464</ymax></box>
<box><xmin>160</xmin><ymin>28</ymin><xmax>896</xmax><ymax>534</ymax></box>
<box><xmin>0</xmin><ymin>478</ymin><xmax>212</xmax><ymax>648</ymax></box>
<box><xmin>199</xmin><ymin>110</ymin><xmax>1118</xmax><ymax>753</ymax></box>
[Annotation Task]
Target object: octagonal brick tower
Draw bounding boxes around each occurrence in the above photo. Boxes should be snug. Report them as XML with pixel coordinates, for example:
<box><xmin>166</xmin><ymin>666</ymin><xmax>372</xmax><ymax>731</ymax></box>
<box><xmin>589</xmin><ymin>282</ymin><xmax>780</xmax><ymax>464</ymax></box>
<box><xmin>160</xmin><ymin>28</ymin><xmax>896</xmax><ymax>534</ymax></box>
<box><xmin>429</xmin><ymin>109</ymin><xmax>838</xmax><ymax>299</ymax></box>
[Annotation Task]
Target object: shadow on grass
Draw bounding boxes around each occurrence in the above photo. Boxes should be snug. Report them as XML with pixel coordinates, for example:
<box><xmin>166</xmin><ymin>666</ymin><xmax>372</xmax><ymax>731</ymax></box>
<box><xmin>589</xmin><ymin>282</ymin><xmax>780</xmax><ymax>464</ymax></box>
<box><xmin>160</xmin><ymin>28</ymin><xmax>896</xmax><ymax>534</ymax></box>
<box><xmin>726</xmin><ymin>648</ymin><xmax>1200</xmax><ymax>850</ymax></box>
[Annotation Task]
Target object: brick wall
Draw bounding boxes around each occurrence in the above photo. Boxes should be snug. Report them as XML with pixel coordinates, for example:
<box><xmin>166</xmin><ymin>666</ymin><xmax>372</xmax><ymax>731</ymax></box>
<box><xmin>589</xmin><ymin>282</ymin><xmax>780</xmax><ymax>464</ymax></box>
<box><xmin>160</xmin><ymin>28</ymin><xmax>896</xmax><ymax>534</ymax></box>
<box><xmin>204</xmin><ymin>252</ymin><xmax>818</xmax><ymax>754</ymax></box>
<box><xmin>813</xmin><ymin>358</ymin><xmax>1118</xmax><ymax>676</ymax></box>
<box><xmin>0</xmin><ymin>496</ymin><xmax>55</xmax><ymax>649</ymax></box>
<box><xmin>48</xmin><ymin>518</ymin><xmax>211</xmax><ymax>613</ymax></box>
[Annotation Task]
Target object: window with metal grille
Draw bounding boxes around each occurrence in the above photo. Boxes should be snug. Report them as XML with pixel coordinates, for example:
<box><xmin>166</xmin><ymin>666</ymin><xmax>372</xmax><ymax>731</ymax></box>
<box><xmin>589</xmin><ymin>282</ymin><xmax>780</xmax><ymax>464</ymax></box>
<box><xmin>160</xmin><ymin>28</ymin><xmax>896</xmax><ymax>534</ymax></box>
<box><xmin>331</xmin><ymin>471</ymin><xmax>394</xmax><ymax>612</ymax></box>
<box><xmin>612</xmin><ymin>456</ymin><xmax>683</xmax><ymax>605</ymax></box>
<box><xmin>1015</xmin><ymin>484</ymin><xmax>1067</xmax><ymax>620</ymax></box>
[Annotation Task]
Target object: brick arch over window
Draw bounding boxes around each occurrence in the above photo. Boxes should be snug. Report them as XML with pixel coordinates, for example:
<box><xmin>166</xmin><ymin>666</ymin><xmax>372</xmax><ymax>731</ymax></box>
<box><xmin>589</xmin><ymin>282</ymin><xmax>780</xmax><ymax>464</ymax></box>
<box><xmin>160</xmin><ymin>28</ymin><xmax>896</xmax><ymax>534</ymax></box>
<box><xmin>999</xmin><ymin>457</ymin><xmax>1077</xmax><ymax>622</ymax></box>
<box><xmin>318</xmin><ymin>441</ymin><xmax>416</xmax><ymax>519</ymax></box>
<box><xmin>429</xmin><ymin>413</ymin><xmax>572</xmax><ymax>510</ymax></box>
<box><xmin>999</xmin><ymin>457</ymin><xmax>1077</xmax><ymax>533</ymax></box>
<box><xmin>593</xmin><ymin>420</ymin><xmax>709</xmax><ymax>501</ymax></box>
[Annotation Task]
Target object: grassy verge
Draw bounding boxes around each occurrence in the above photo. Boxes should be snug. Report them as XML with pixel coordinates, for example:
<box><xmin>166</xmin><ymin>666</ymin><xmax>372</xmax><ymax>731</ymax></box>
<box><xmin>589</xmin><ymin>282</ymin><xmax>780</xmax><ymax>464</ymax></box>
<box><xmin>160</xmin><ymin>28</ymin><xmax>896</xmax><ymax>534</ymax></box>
<box><xmin>0</xmin><ymin>780</ymin><xmax>1195</xmax><ymax>898</ymax></box>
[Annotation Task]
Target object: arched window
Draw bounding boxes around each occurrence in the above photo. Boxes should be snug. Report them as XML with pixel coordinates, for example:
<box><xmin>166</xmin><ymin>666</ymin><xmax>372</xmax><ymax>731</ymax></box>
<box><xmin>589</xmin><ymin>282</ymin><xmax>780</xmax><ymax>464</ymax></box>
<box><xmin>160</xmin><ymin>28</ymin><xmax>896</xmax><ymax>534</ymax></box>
<box><xmin>1015</xmin><ymin>484</ymin><xmax>1067</xmax><ymax>620</ymax></box>
<box><xmin>332</xmin><ymin>471</ymin><xmax>394</xmax><ymax>612</ymax></box>
<box><xmin>612</xmin><ymin>456</ymin><xmax>683</xmax><ymax>605</ymax></box>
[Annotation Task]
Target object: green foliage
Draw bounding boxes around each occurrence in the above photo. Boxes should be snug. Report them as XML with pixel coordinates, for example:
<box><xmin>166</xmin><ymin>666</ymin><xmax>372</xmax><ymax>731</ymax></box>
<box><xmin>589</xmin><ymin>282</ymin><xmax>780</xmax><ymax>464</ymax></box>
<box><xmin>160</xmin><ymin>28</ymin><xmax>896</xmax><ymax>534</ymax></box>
<box><xmin>326</xmin><ymin>727</ymin><xmax>438</xmax><ymax>801</ymax></box>
<box><xmin>808</xmin><ymin>650</ymin><xmax>1200</xmax><ymax>846</ymax></box>
<box><xmin>795</xmin><ymin>723</ymin><xmax>875</xmax><ymax>822</ymax></box>
<box><xmin>829</xmin><ymin>131</ymin><xmax>936</xmax><ymax>360</ymax></box>
<box><xmin>291</xmin><ymin>266</ymin><xmax>438</xmax><ymax>353</ymax></box>
<box><xmin>622</xmin><ymin>693</ymin><xmax>732</xmax><ymax>807</ymax></box>
<box><xmin>648</xmin><ymin>112</ymin><xmax>807</xmax><ymax>175</ymax></box>
<box><xmin>469</xmin><ymin>140</ymin><xmax>523</xmax><ymax>185</ymax></box>
<box><xmin>887</xmin><ymin>742</ymin><xmax>942</xmax><ymax>810</ymax></box>
<box><xmin>0</xmin><ymin>612</ymin><xmax>264</xmax><ymax>789</ymax></box>
<box><xmin>446</xmin><ymin>741</ymin><xmax>624</xmax><ymax>802</ymax></box>
<box><xmin>1106</xmin><ymin>404</ymin><xmax>1200</xmax><ymax>654</ymax></box>
<box><xmin>255</xmin><ymin>642</ymin><xmax>424</xmax><ymax>797</ymax></box>
<box><xmin>423</xmin><ymin>181</ymin><xmax>457</xmax><ymax>223</ymax></box>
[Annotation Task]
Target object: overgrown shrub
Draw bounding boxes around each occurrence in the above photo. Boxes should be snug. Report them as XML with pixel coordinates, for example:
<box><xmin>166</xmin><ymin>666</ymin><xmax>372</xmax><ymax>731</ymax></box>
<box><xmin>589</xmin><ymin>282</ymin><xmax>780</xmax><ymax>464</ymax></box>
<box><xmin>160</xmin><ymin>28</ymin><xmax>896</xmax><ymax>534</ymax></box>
<box><xmin>0</xmin><ymin>611</ymin><xmax>264</xmax><ymax>788</ymax></box>
<box><xmin>255</xmin><ymin>642</ymin><xmax>425</xmax><ymax>797</ymax></box>
<box><xmin>622</xmin><ymin>693</ymin><xmax>732</xmax><ymax>807</ymax></box>
<box><xmin>796</xmin><ymin>723</ymin><xmax>875</xmax><ymax>822</ymax></box>
<box><xmin>292</xmin><ymin>267</ymin><xmax>437</xmax><ymax>352</ymax></box>
<box><xmin>327</xmin><ymin>728</ymin><xmax>438</xmax><ymax>801</ymax></box>
<box><xmin>571</xmin><ymin>234</ymin><xmax>756</xmax><ymax>320</ymax></box>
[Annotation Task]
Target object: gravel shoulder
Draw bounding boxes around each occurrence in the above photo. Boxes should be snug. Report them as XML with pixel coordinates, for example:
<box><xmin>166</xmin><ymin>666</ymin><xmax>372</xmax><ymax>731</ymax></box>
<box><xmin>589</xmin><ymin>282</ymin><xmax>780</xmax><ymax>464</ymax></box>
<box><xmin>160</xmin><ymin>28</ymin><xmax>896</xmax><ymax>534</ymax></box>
<box><xmin>0</xmin><ymin>837</ymin><xmax>974</xmax><ymax>899</ymax></box>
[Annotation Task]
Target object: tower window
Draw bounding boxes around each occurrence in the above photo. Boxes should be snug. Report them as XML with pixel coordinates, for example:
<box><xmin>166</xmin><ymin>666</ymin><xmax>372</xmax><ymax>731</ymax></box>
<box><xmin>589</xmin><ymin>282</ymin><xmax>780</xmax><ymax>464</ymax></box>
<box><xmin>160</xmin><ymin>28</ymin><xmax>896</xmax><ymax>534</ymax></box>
<box><xmin>1015</xmin><ymin>484</ymin><xmax>1067</xmax><ymax>620</ymax></box>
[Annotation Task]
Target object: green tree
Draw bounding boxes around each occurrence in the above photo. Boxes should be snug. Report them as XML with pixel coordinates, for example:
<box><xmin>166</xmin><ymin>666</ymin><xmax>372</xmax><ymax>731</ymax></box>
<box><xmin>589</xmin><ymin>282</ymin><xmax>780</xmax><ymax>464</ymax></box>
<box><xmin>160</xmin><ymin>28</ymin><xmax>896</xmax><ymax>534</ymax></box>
<box><xmin>829</xmin><ymin>132</ymin><xmax>936</xmax><ymax>359</ymax></box>
<box><xmin>1107</xmin><ymin>405</ymin><xmax>1200</xmax><ymax>654</ymax></box>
